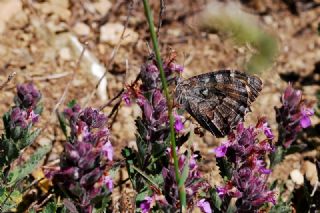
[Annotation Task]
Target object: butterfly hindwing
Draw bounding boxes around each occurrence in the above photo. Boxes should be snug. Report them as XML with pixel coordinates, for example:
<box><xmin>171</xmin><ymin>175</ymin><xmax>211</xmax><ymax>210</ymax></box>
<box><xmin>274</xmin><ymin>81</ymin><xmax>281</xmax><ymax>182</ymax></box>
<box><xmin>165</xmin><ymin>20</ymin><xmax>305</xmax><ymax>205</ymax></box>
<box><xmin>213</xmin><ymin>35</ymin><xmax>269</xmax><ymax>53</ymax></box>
<box><xmin>176</xmin><ymin>70</ymin><xmax>262</xmax><ymax>137</ymax></box>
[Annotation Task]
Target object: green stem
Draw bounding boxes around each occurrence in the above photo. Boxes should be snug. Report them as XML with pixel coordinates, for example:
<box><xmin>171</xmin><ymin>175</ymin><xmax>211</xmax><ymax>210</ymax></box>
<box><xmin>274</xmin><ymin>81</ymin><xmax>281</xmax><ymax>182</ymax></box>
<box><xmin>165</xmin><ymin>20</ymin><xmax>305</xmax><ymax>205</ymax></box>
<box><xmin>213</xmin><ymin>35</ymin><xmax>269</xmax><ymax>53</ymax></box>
<box><xmin>142</xmin><ymin>0</ymin><xmax>186</xmax><ymax>209</ymax></box>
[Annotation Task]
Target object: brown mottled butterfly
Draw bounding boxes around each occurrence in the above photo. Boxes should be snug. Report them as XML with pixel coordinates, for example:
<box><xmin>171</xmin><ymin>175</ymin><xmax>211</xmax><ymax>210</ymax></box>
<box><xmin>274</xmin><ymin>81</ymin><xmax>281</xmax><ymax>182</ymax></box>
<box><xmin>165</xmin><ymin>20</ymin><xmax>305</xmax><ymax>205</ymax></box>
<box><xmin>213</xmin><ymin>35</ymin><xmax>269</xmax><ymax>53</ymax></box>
<box><xmin>175</xmin><ymin>70</ymin><xmax>262</xmax><ymax>137</ymax></box>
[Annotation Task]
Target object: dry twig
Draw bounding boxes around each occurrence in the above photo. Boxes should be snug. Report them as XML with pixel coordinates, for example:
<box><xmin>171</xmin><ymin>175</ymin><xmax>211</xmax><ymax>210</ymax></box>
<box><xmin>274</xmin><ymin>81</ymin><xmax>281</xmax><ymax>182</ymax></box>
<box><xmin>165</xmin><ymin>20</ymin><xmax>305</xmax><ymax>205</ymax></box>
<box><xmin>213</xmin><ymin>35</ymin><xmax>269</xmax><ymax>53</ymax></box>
<box><xmin>157</xmin><ymin>0</ymin><xmax>166</xmax><ymax>39</ymax></box>
<box><xmin>84</xmin><ymin>0</ymin><xmax>134</xmax><ymax>107</ymax></box>
<box><xmin>50</xmin><ymin>44</ymin><xmax>87</xmax><ymax>117</ymax></box>
<box><xmin>0</xmin><ymin>72</ymin><xmax>16</xmax><ymax>90</ymax></box>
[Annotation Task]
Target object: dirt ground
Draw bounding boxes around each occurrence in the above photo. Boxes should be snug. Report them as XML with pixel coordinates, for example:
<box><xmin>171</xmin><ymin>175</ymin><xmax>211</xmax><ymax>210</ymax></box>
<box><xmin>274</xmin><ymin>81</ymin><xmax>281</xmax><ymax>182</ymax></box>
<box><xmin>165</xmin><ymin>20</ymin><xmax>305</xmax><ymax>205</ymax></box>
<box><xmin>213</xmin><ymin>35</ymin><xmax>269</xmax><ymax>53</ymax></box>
<box><xmin>0</xmin><ymin>0</ymin><xmax>319</xmax><ymax>211</ymax></box>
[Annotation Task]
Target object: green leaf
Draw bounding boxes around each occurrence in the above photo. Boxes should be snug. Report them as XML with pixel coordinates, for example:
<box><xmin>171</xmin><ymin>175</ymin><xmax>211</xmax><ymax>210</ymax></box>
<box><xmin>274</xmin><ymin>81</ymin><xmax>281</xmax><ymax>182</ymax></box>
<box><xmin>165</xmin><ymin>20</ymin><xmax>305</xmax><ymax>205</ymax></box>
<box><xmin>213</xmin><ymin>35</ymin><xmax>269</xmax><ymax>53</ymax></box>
<box><xmin>56</xmin><ymin>111</ymin><xmax>68</xmax><ymax>138</ymax></box>
<box><xmin>121</xmin><ymin>147</ymin><xmax>138</xmax><ymax>188</ymax></box>
<box><xmin>135</xmin><ymin>118</ymin><xmax>149</xmax><ymax>167</ymax></box>
<box><xmin>109</xmin><ymin>163</ymin><xmax>120</xmax><ymax>180</ymax></box>
<box><xmin>210</xmin><ymin>188</ymin><xmax>222</xmax><ymax>211</ymax></box>
<box><xmin>41</xmin><ymin>202</ymin><xmax>57</xmax><ymax>213</ymax></box>
<box><xmin>269</xmin><ymin>201</ymin><xmax>292</xmax><ymax>213</ymax></box>
<box><xmin>29</xmin><ymin>208</ymin><xmax>36</xmax><ymax>213</ymax></box>
<box><xmin>216</xmin><ymin>157</ymin><xmax>233</xmax><ymax>179</ymax></box>
<box><xmin>91</xmin><ymin>189</ymin><xmax>111</xmax><ymax>212</ymax></box>
<box><xmin>34</xmin><ymin>103</ymin><xmax>44</xmax><ymax>115</ymax></box>
<box><xmin>0</xmin><ymin>187</ymin><xmax>4</xmax><ymax>197</ymax></box>
<box><xmin>136</xmin><ymin>189</ymin><xmax>149</xmax><ymax>202</ymax></box>
<box><xmin>7</xmin><ymin>144</ymin><xmax>51</xmax><ymax>186</ymax></box>
<box><xmin>67</xmin><ymin>99</ymin><xmax>77</xmax><ymax>108</ymax></box>
<box><xmin>286</xmin><ymin>144</ymin><xmax>307</xmax><ymax>155</ymax></box>
<box><xmin>0</xmin><ymin>189</ymin><xmax>22</xmax><ymax>212</ymax></box>
<box><xmin>0</xmin><ymin>138</ymin><xmax>18</xmax><ymax>168</ymax></box>
<box><xmin>270</xmin><ymin>180</ymin><xmax>278</xmax><ymax>190</ymax></box>
<box><xmin>17</xmin><ymin>128</ymin><xmax>42</xmax><ymax>150</ymax></box>
<box><xmin>3</xmin><ymin>111</ymin><xmax>11</xmax><ymax>137</ymax></box>
<box><xmin>179</xmin><ymin>156</ymin><xmax>190</xmax><ymax>187</ymax></box>
<box><xmin>12</xmin><ymin>126</ymin><xmax>22</xmax><ymax>140</ymax></box>
<box><xmin>226</xmin><ymin>201</ymin><xmax>236</xmax><ymax>213</ymax></box>
<box><xmin>270</xmin><ymin>146</ymin><xmax>284</xmax><ymax>168</ymax></box>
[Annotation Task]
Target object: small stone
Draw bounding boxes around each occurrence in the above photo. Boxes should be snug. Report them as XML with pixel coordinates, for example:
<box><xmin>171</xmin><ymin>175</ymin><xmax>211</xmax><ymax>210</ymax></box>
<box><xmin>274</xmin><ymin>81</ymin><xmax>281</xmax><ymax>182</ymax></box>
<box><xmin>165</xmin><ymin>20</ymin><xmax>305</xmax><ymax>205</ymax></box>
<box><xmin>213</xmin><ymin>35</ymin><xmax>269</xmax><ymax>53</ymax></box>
<box><xmin>0</xmin><ymin>0</ymin><xmax>22</xmax><ymax>24</ymax></box>
<box><xmin>0</xmin><ymin>22</ymin><xmax>5</xmax><ymax>34</ymax></box>
<box><xmin>39</xmin><ymin>2</ymin><xmax>71</xmax><ymax>21</ymax></box>
<box><xmin>203</xmin><ymin>131</ymin><xmax>214</xmax><ymax>145</ymax></box>
<box><xmin>303</xmin><ymin>161</ymin><xmax>318</xmax><ymax>186</ymax></box>
<box><xmin>38</xmin><ymin>138</ymin><xmax>52</xmax><ymax>146</ymax></box>
<box><xmin>93</xmin><ymin>0</ymin><xmax>112</xmax><ymax>15</ymax></box>
<box><xmin>112</xmin><ymin>122</ymin><xmax>121</xmax><ymax>133</ymax></box>
<box><xmin>128</xmin><ymin>140</ymin><xmax>138</xmax><ymax>150</ymax></box>
<box><xmin>9</xmin><ymin>11</ymin><xmax>28</xmax><ymax>29</ymax></box>
<box><xmin>167</xmin><ymin>28</ymin><xmax>182</xmax><ymax>37</ymax></box>
<box><xmin>0</xmin><ymin>44</ymin><xmax>7</xmax><ymax>56</ymax></box>
<box><xmin>59</xmin><ymin>47</ymin><xmax>72</xmax><ymax>61</ymax></box>
<box><xmin>290</xmin><ymin>169</ymin><xmax>304</xmax><ymax>185</ymax></box>
<box><xmin>73</xmin><ymin>22</ymin><xmax>91</xmax><ymax>36</ymax></box>
<box><xmin>49</xmin><ymin>0</ymin><xmax>69</xmax><ymax>8</ymax></box>
<box><xmin>100</xmin><ymin>23</ymin><xmax>139</xmax><ymax>45</ymax></box>
<box><xmin>120</xmin><ymin>106</ymin><xmax>133</xmax><ymax>118</ymax></box>
<box><xmin>132</xmin><ymin>104</ymin><xmax>141</xmax><ymax>117</ymax></box>
<box><xmin>46</xmin><ymin>21</ymin><xmax>69</xmax><ymax>33</ymax></box>
<box><xmin>123</xmin><ymin>122</ymin><xmax>136</xmax><ymax>140</ymax></box>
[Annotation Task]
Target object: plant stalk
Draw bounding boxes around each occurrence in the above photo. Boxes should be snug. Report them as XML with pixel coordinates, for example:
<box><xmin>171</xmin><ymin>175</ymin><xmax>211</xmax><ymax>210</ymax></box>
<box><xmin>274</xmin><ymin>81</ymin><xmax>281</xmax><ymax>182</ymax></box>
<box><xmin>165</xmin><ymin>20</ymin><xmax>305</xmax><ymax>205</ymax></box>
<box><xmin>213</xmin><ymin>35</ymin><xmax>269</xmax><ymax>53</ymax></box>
<box><xmin>142</xmin><ymin>0</ymin><xmax>186</xmax><ymax>209</ymax></box>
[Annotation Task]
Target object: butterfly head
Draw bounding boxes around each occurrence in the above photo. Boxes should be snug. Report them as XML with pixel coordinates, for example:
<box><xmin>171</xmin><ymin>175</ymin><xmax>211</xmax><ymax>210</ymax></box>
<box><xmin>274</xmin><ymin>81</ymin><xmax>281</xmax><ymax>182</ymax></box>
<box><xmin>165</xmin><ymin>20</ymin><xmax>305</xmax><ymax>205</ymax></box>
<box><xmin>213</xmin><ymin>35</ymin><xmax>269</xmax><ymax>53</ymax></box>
<box><xmin>174</xmin><ymin>77</ymin><xmax>189</xmax><ymax>106</ymax></box>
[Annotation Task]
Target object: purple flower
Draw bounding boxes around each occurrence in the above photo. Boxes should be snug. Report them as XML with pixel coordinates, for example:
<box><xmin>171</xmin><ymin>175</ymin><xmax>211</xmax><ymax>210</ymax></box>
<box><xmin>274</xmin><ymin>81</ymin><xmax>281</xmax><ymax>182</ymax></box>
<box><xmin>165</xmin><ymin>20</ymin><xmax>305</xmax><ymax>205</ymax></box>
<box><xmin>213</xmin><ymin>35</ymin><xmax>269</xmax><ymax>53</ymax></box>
<box><xmin>29</xmin><ymin>110</ymin><xmax>39</xmax><ymax>123</ymax></box>
<box><xmin>10</xmin><ymin>107</ymin><xmax>28</xmax><ymax>129</ymax></box>
<box><xmin>122</xmin><ymin>91</ymin><xmax>132</xmax><ymax>105</ymax></box>
<box><xmin>233</xmin><ymin>168</ymin><xmax>275</xmax><ymax>210</ymax></box>
<box><xmin>215</xmin><ymin>121</ymin><xmax>275</xmax><ymax>211</ymax></box>
<box><xmin>140</xmin><ymin>63</ymin><xmax>161</xmax><ymax>90</ymax></box>
<box><xmin>142</xmin><ymin>100</ymin><xmax>153</xmax><ymax>122</ymax></box>
<box><xmin>213</xmin><ymin>143</ymin><xmax>228</xmax><ymax>157</ymax></box>
<box><xmin>64</xmin><ymin>104</ymin><xmax>81</xmax><ymax>120</ymax></box>
<box><xmin>140</xmin><ymin>196</ymin><xmax>154</xmax><ymax>213</ymax></box>
<box><xmin>197</xmin><ymin>199</ymin><xmax>212</xmax><ymax>213</ymax></box>
<box><xmin>300</xmin><ymin>106</ymin><xmax>314</xmax><ymax>128</ymax></box>
<box><xmin>283</xmin><ymin>84</ymin><xmax>301</xmax><ymax>109</ymax></box>
<box><xmin>217</xmin><ymin>182</ymin><xmax>241</xmax><ymax>198</ymax></box>
<box><xmin>80</xmin><ymin>107</ymin><xmax>107</xmax><ymax>129</ymax></box>
<box><xmin>48</xmin><ymin>105</ymin><xmax>113</xmax><ymax>212</ymax></box>
<box><xmin>167</xmin><ymin>63</ymin><xmax>184</xmax><ymax>73</ymax></box>
<box><xmin>102</xmin><ymin>141</ymin><xmax>113</xmax><ymax>161</ymax></box>
<box><xmin>174</xmin><ymin>113</ymin><xmax>184</xmax><ymax>132</ymax></box>
<box><xmin>103</xmin><ymin>176</ymin><xmax>113</xmax><ymax>191</ymax></box>
<box><xmin>275</xmin><ymin>84</ymin><xmax>314</xmax><ymax>147</ymax></box>
<box><xmin>16</xmin><ymin>83</ymin><xmax>41</xmax><ymax>109</ymax></box>
<box><xmin>261</xmin><ymin>122</ymin><xmax>274</xmax><ymax>140</ymax></box>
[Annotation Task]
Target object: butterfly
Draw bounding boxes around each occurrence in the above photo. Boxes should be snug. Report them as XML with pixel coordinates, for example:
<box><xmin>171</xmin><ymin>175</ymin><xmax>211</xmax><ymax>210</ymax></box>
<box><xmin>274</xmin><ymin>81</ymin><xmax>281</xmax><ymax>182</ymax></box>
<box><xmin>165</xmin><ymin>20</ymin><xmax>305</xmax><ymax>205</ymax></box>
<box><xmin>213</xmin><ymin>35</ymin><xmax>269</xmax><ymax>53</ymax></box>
<box><xmin>175</xmin><ymin>70</ymin><xmax>262</xmax><ymax>137</ymax></box>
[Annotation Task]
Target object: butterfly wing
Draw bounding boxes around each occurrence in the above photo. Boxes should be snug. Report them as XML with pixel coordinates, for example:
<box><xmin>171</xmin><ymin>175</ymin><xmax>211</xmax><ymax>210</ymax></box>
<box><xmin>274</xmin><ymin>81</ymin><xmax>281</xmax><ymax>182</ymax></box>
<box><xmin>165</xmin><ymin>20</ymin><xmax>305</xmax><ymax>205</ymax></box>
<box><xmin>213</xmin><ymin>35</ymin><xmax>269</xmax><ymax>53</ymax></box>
<box><xmin>176</xmin><ymin>70</ymin><xmax>262</xmax><ymax>137</ymax></box>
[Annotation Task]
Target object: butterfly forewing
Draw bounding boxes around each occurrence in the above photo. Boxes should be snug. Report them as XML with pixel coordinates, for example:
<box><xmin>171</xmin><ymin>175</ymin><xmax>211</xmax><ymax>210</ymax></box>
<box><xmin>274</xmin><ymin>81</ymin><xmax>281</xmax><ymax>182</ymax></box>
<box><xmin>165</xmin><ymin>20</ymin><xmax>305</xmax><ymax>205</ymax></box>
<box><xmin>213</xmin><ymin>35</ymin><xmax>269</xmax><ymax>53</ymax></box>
<box><xmin>176</xmin><ymin>70</ymin><xmax>262</xmax><ymax>137</ymax></box>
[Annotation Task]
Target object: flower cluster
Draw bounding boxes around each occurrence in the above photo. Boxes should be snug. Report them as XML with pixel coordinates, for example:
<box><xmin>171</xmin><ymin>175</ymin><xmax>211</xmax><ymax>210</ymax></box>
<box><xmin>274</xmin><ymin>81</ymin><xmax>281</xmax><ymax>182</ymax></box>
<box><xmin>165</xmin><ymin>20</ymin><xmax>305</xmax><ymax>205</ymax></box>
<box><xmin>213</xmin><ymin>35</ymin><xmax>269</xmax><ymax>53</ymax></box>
<box><xmin>48</xmin><ymin>105</ymin><xmax>113</xmax><ymax>213</ymax></box>
<box><xmin>140</xmin><ymin>149</ymin><xmax>211</xmax><ymax>212</ymax></box>
<box><xmin>15</xmin><ymin>83</ymin><xmax>41</xmax><ymax>109</ymax></box>
<box><xmin>214</xmin><ymin>119</ymin><xmax>276</xmax><ymax>212</ymax></box>
<box><xmin>275</xmin><ymin>84</ymin><xmax>314</xmax><ymax>148</ymax></box>
<box><xmin>5</xmin><ymin>84</ymin><xmax>41</xmax><ymax>140</ymax></box>
<box><xmin>0</xmin><ymin>83</ymin><xmax>42</xmax><ymax>170</ymax></box>
<box><xmin>123</xmin><ymin>58</ymin><xmax>184</xmax><ymax>148</ymax></box>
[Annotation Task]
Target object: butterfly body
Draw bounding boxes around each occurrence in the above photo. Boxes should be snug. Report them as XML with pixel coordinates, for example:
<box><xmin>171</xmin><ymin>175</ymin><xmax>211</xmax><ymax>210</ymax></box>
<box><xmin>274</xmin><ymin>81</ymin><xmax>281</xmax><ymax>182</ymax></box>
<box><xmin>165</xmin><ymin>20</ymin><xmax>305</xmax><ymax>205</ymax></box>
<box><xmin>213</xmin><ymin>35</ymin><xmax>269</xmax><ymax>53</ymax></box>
<box><xmin>175</xmin><ymin>70</ymin><xmax>262</xmax><ymax>137</ymax></box>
